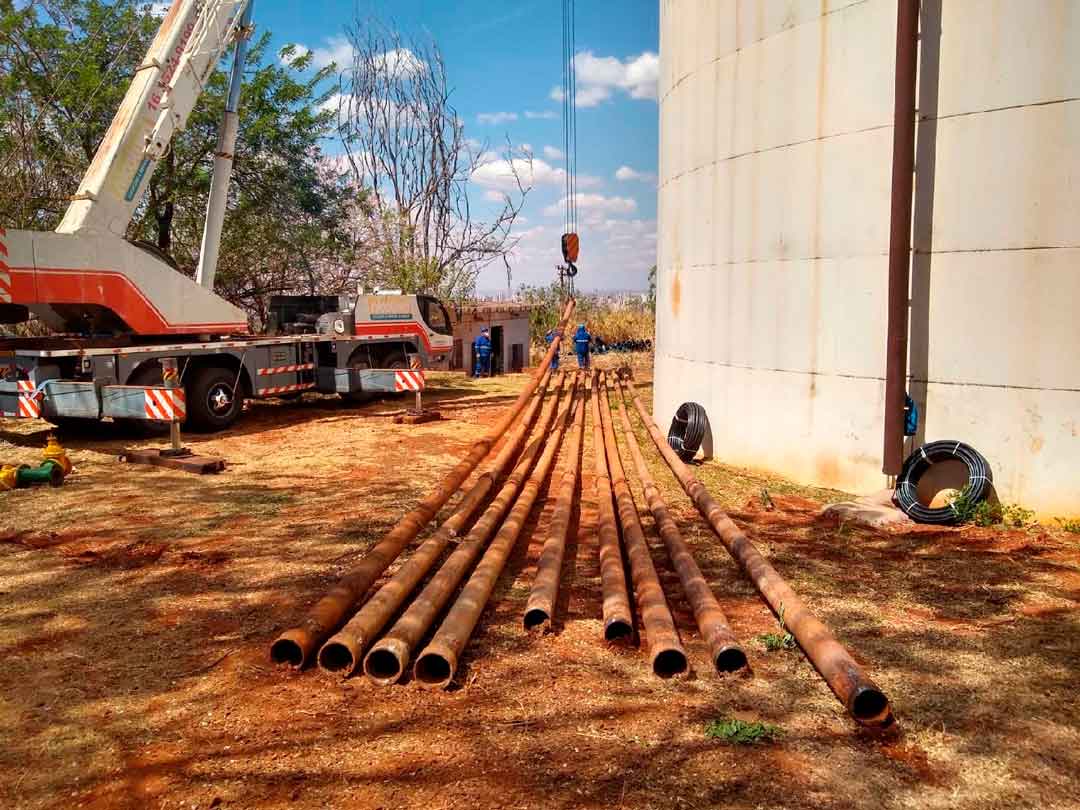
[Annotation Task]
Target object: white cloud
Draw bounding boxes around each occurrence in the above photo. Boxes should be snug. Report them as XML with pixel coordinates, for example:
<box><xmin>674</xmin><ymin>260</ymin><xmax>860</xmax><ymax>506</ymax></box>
<box><xmin>279</xmin><ymin>44</ymin><xmax>312</xmax><ymax>67</ymax></box>
<box><xmin>477</xmin><ymin>111</ymin><xmax>519</xmax><ymax>126</ymax></box>
<box><xmin>148</xmin><ymin>2</ymin><xmax>170</xmax><ymax>17</ymax></box>
<box><xmin>520</xmin><ymin>143</ymin><xmax>533</xmax><ymax>154</ymax></box>
<box><xmin>484</xmin><ymin>189</ymin><xmax>508</xmax><ymax>203</ymax></box>
<box><xmin>318</xmin><ymin>92</ymin><xmax>343</xmax><ymax>116</ymax></box>
<box><xmin>615</xmin><ymin>165</ymin><xmax>656</xmax><ymax>183</ymax></box>
<box><xmin>543</xmin><ymin>145</ymin><xmax>565</xmax><ymax>161</ymax></box>
<box><xmin>374</xmin><ymin>48</ymin><xmax>426</xmax><ymax>77</ymax></box>
<box><xmin>543</xmin><ymin>193</ymin><xmax>637</xmax><ymax>220</ymax></box>
<box><xmin>550</xmin><ymin>50</ymin><xmax>659</xmax><ymax>108</ymax></box>
<box><xmin>524</xmin><ymin>110</ymin><xmax>558</xmax><ymax>120</ymax></box>
<box><xmin>472</xmin><ymin>156</ymin><xmax>566</xmax><ymax>192</ymax></box>
<box><xmin>309</xmin><ymin>35</ymin><xmax>353</xmax><ymax>70</ymax></box>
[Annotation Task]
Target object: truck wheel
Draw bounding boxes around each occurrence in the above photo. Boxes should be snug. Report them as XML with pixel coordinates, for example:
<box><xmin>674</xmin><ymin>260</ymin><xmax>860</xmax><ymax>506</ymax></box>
<box><xmin>340</xmin><ymin>349</ymin><xmax>373</xmax><ymax>404</ymax></box>
<box><xmin>382</xmin><ymin>352</ymin><xmax>408</xmax><ymax>369</ymax></box>
<box><xmin>187</xmin><ymin>367</ymin><xmax>244</xmax><ymax>432</ymax></box>
<box><xmin>116</xmin><ymin>361</ymin><xmax>170</xmax><ymax>436</ymax></box>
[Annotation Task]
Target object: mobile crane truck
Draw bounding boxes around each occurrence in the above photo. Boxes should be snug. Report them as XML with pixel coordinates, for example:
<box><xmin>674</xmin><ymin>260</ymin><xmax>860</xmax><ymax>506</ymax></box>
<box><xmin>0</xmin><ymin>0</ymin><xmax>452</xmax><ymax>432</ymax></box>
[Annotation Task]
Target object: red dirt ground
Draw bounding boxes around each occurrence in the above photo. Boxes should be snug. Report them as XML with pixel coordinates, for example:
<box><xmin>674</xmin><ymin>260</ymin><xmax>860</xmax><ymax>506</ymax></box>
<box><xmin>1</xmin><ymin>367</ymin><xmax>1078</xmax><ymax>809</ymax></box>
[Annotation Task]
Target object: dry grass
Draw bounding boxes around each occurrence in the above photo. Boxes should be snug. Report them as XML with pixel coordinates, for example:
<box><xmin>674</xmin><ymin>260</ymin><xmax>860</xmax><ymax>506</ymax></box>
<box><xmin>1</xmin><ymin>364</ymin><xmax>1079</xmax><ymax>810</ymax></box>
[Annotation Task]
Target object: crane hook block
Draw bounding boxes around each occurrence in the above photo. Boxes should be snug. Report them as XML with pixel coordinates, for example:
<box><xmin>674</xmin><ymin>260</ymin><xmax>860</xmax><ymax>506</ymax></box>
<box><xmin>561</xmin><ymin>232</ymin><xmax>580</xmax><ymax>264</ymax></box>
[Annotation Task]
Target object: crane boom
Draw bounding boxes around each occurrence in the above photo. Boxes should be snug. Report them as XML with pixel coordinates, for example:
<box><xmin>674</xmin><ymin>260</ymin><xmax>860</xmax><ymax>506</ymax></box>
<box><xmin>57</xmin><ymin>0</ymin><xmax>252</xmax><ymax>238</ymax></box>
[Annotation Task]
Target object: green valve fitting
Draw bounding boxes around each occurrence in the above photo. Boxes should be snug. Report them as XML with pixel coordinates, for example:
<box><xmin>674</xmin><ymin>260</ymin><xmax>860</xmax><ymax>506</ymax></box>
<box><xmin>15</xmin><ymin>461</ymin><xmax>65</xmax><ymax>488</ymax></box>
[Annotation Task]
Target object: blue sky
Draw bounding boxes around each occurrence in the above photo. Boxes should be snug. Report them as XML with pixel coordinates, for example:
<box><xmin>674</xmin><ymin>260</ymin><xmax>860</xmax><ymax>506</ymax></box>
<box><xmin>254</xmin><ymin>0</ymin><xmax>659</xmax><ymax>293</ymax></box>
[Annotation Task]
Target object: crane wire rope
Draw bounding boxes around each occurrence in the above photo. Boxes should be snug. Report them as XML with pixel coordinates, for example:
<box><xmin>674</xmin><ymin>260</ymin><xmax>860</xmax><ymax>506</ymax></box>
<box><xmin>560</xmin><ymin>0</ymin><xmax>577</xmax><ymax>235</ymax></box>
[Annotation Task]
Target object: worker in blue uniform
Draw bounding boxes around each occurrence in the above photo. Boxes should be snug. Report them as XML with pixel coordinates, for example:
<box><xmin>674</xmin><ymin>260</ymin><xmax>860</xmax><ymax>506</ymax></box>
<box><xmin>544</xmin><ymin>327</ymin><xmax>561</xmax><ymax>371</ymax></box>
<box><xmin>473</xmin><ymin>327</ymin><xmax>493</xmax><ymax>377</ymax></box>
<box><xmin>573</xmin><ymin>323</ymin><xmax>592</xmax><ymax>369</ymax></box>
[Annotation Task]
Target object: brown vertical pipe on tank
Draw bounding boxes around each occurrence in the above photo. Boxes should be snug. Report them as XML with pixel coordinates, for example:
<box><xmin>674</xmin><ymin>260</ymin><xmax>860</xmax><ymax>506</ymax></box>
<box><xmin>599</xmin><ymin>372</ymin><xmax>687</xmax><ymax>678</ymax></box>
<box><xmin>523</xmin><ymin>372</ymin><xmax>589</xmax><ymax>632</ymax></box>
<box><xmin>622</xmin><ymin>376</ymin><xmax>894</xmax><ymax>728</ymax></box>
<box><xmin>363</xmin><ymin>374</ymin><xmax>571</xmax><ymax>685</ymax></box>
<box><xmin>612</xmin><ymin>378</ymin><xmax>747</xmax><ymax>674</ymax></box>
<box><xmin>317</xmin><ymin>370</ymin><xmax>554</xmax><ymax>677</ymax></box>
<box><xmin>270</xmin><ymin>298</ymin><xmax>576</xmax><ymax>669</ymax></box>
<box><xmin>883</xmin><ymin>0</ymin><xmax>921</xmax><ymax>476</ymax></box>
<box><xmin>414</xmin><ymin>377</ymin><xmax>581</xmax><ymax>688</ymax></box>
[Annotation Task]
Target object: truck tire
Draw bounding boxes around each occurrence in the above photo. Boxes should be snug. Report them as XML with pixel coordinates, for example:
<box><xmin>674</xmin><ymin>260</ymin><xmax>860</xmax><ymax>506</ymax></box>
<box><xmin>116</xmin><ymin>361</ymin><xmax>170</xmax><ymax>436</ymax></box>
<box><xmin>340</xmin><ymin>349</ymin><xmax>373</xmax><ymax>404</ymax></box>
<box><xmin>382</xmin><ymin>351</ymin><xmax>408</xmax><ymax>369</ymax></box>
<box><xmin>187</xmin><ymin>367</ymin><xmax>244</xmax><ymax>432</ymax></box>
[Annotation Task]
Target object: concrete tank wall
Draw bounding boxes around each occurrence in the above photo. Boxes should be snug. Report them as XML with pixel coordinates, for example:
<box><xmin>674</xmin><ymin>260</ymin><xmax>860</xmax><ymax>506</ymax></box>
<box><xmin>655</xmin><ymin>0</ymin><xmax>1080</xmax><ymax>515</ymax></box>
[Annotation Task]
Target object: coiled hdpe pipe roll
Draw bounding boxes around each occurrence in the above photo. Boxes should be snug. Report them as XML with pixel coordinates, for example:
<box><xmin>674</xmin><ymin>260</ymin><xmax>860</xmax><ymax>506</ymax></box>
<box><xmin>667</xmin><ymin>402</ymin><xmax>708</xmax><ymax>462</ymax></box>
<box><xmin>894</xmin><ymin>440</ymin><xmax>992</xmax><ymax>525</ymax></box>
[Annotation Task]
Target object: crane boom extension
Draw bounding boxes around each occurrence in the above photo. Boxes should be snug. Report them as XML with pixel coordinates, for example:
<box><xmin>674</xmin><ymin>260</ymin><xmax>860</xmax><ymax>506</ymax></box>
<box><xmin>58</xmin><ymin>0</ymin><xmax>252</xmax><ymax>238</ymax></box>
<box><xmin>2</xmin><ymin>0</ymin><xmax>254</xmax><ymax>335</ymax></box>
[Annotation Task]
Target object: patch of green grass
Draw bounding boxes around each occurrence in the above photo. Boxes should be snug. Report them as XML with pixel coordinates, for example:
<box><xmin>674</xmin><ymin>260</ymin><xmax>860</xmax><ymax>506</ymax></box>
<box><xmin>758</xmin><ymin>631</ymin><xmax>797</xmax><ymax>652</ymax></box>
<box><xmin>705</xmin><ymin>717</ymin><xmax>783</xmax><ymax>745</ymax></box>
<box><xmin>949</xmin><ymin>486</ymin><xmax>1035</xmax><ymax>528</ymax></box>
<box><xmin>1055</xmin><ymin>517</ymin><xmax>1080</xmax><ymax>534</ymax></box>
<box><xmin>759</xmin><ymin>602</ymin><xmax>796</xmax><ymax>651</ymax></box>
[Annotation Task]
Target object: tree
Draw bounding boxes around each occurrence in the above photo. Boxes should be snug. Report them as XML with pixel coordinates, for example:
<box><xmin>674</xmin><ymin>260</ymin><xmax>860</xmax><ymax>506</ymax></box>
<box><xmin>333</xmin><ymin>21</ymin><xmax>530</xmax><ymax>304</ymax></box>
<box><xmin>0</xmin><ymin>0</ymin><xmax>363</xmax><ymax>328</ymax></box>
<box><xmin>647</xmin><ymin>264</ymin><xmax>657</xmax><ymax>312</ymax></box>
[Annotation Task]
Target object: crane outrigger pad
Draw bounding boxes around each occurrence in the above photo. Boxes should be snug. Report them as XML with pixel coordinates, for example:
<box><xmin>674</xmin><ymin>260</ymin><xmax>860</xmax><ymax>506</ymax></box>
<box><xmin>119</xmin><ymin>448</ymin><xmax>226</xmax><ymax>475</ymax></box>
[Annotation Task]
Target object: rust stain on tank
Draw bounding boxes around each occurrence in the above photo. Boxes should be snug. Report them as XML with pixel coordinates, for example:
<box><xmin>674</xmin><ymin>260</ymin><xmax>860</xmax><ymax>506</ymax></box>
<box><xmin>671</xmin><ymin>268</ymin><xmax>682</xmax><ymax>318</ymax></box>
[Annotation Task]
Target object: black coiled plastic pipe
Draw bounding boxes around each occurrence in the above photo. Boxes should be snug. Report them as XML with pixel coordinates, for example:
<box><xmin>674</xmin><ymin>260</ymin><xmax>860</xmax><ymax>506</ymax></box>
<box><xmin>667</xmin><ymin>402</ymin><xmax>708</xmax><ymax>462</ymax></box>
<box><xmin>894</xmin><ymin>440</ymin><xmax>993</xmax><ymax>525</ymax></box>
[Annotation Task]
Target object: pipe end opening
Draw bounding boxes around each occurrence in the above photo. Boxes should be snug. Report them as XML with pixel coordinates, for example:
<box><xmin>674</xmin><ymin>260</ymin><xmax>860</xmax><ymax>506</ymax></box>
<box><xmin>653</xmin><ymin>648</ymin><xmax>689</xmax><ymax>678</ymax></box>
<box><xmin>523</xmin><ymin>608</ymin><xmax>551</xmax><ymax>633</ymax></box>
<box><xmin>414</xmin><ymin>652</ymin><xmax>452</xmax><ymax>687</ymax></box>
<box><xmin>269</xmin><ymin>638</ymin><xmax>304</xmax><ymax>668</ymax></box>
<box><xmin>604</xmin><ymin>620</ymin><xmax>633</xmax><ymax>643</ymax></box>
<box><xmin>852</xmin><ymin>687</ymin><xmax>891</xmax><ymax>724</ymax></box>
<box><xmin>714</xmin><ymin>647</ymin><xmax>748</xmax><ymax>673</ymax></box>
<box><xmin>317</xmin><ymin>642</ymin><xmax>356</xmax><ymax>676</ymax></box>
<box><xmin>363</xmin><ymin>648</ymin><xmax>404</xmax><ymax>684</ymax></box>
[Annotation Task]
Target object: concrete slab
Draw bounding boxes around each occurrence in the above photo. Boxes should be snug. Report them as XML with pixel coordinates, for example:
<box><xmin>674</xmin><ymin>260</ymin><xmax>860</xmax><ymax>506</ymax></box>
<box><xmin>821</xmin><ymin>489</ymin><xmax>914</xmax><ymax>530</ymax></box>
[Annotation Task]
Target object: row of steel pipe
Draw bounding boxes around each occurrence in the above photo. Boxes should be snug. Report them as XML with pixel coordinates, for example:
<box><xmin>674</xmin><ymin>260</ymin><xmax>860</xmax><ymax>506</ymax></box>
<box><xmin>522</xmin><ymin>372</ymin><xmax>590</xmax><ymax>632</ymax></box>
<box><xmin>414</xmin><ymin>375</ymin><xmax>582</xmax><ymax>687</ymax></box>
<box><xmin>611</xmin><ymin>378</ymin><xmax>747</xmax><ymax>673</ymax></box>
<box><xmin>316</xmin><ymin>369</ymin><xmax>555</xmax><ymax>676</ymax></box>
<box><xmin>591</xmin><ymin>371</ymin><xmax>633</xmax><ymax>641</ymax></box>
<box><xmin>621</xmin><ymin>375</ymin><xmax>894</xmax><ymax>727</ymax></box>
<box><xmin>363</xmin><ymin>374</ymin><xmax>571</xmax><ymax>685</ymax></box>
<box><xmin>270</xmin><ymin>298</ymin><xmax>575</xmax><ymax>668</ymax></box>
<box><xmin>598</xmin><ymin>372</ymin><xmax>687</xmax><ymax>677</ymax></box>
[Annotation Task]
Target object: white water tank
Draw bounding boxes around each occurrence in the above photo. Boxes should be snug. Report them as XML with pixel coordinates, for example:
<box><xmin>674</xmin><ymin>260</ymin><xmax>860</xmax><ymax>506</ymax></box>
<box><xmin>654</xmin><ymin>0</ymin><xmax>1080</xmax><ymax>515</ymax></box>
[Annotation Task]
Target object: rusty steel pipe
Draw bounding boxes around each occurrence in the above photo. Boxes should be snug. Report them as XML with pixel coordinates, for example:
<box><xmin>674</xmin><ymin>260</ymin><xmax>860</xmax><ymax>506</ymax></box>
<box><xmin>316</xmin><ymin>371</ymin><xmax>554</xmax><ymax>677</ymax></box>
<box><xmin>590</xmin><ymin>371</ymin><xmax>633</xmax><ymax>642</ymax></box>
<box><xmin>523</xmin><ymin>372</ymin><xmax>589</xmax><ymax>632</ymax></box>
<box><xmin>414</xmin><ymin>377</ymin><xmax>581</xmax><ymax>688</ymax></box>
<box><xmin>270</xmin><ymin>298</ymin><xmax>575</xmax><ymax>669</ymax></box>
<box><xmin>599</xmin><ymin>372</ymin><xmax>687</xmax><ymax>678</ymax></box>
<box><xmin>883</xmin><ymin>0</ymin><xmax>921</xmax><ymax>475</ymax></box>
<box><xmin>612</xmin><ymin>378</ymin><xmax>747</xmax><ymax>674</ymax></box>
<box><xmin>363</xmin><ymin>375</ymin><xmax>571</xmax><ymax>685</ymax></box>
<box><xmin>622</xmin><ymin>376</ymin><xmax>894</xmax><ymax>727</ymax></box>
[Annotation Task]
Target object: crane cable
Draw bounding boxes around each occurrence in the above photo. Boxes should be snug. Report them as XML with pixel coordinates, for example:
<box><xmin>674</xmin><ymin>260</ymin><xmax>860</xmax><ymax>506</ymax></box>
<box><xmin>560</xmin><ymin>0</ymin><xmax>578</xmax><ymax>234</ymax></box>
